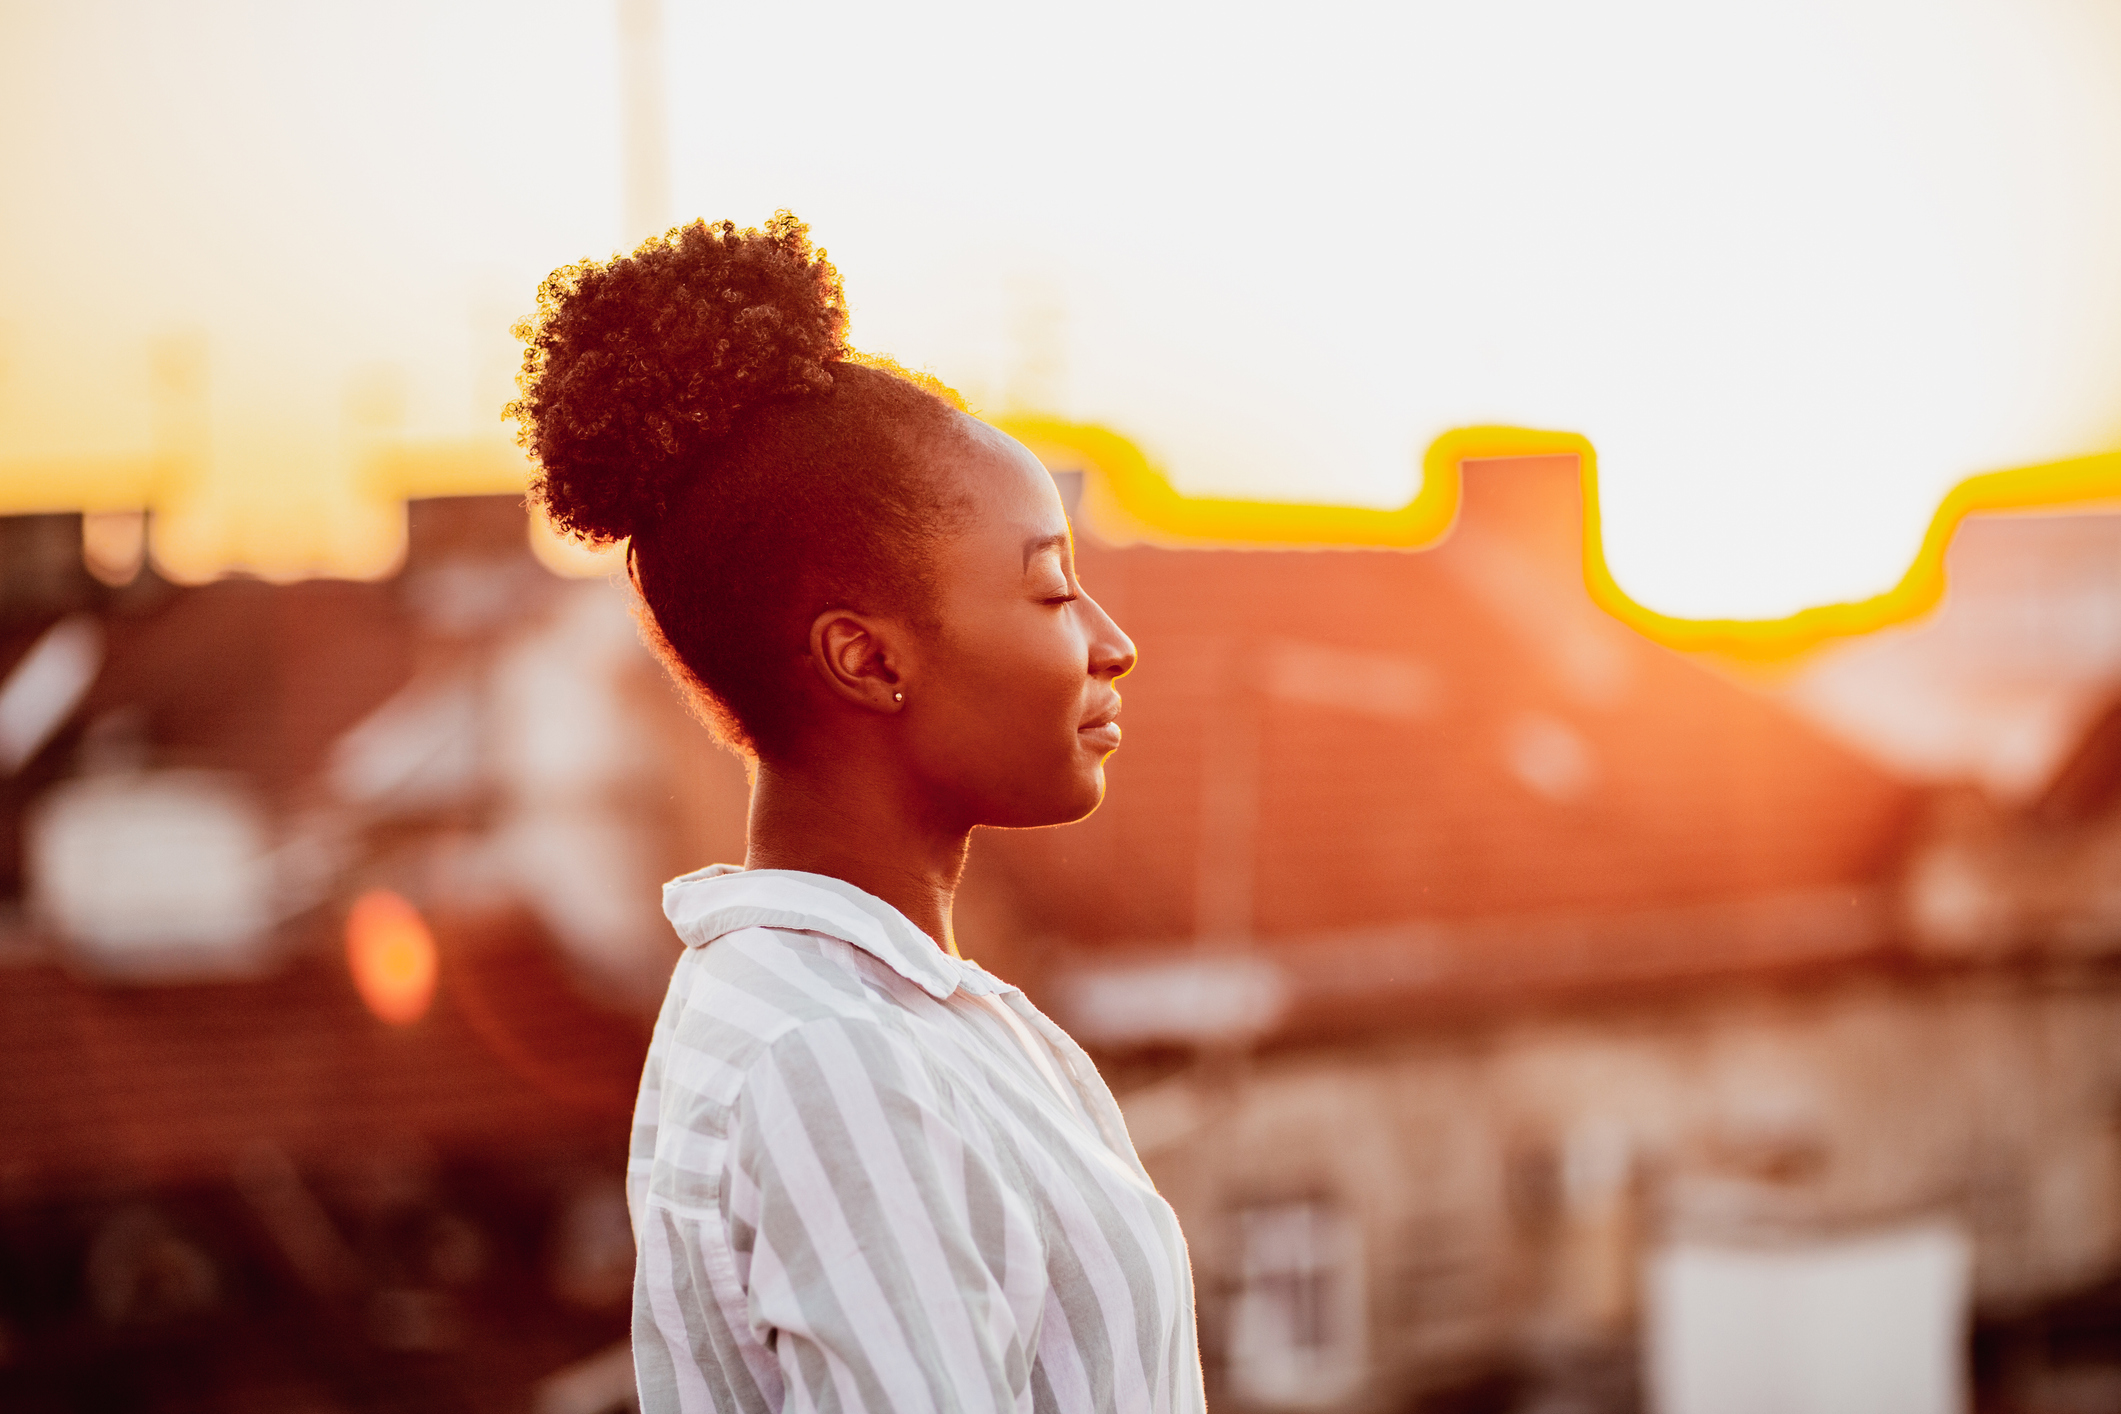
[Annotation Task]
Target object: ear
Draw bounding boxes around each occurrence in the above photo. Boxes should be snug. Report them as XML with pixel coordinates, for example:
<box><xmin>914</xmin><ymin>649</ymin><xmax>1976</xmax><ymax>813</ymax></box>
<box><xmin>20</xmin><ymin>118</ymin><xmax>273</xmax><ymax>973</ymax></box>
<box><xmin>807</xmin><ymin>609</ymin><xmax>908</xmax><ymax>714</ymax></box>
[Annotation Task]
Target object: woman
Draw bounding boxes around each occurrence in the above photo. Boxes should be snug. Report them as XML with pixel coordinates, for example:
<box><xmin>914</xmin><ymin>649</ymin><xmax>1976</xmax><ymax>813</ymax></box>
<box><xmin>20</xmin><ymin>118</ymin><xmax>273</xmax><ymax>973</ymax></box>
<box><xmin>510</xmin><ymin>214</ymin><xmax>1203</xmax><ymax>1414</ymax></box>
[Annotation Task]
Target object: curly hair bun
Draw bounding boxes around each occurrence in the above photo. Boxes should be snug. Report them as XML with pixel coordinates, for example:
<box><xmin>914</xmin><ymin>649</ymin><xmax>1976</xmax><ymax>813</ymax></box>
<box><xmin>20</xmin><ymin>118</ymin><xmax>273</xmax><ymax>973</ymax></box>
<box><xmin>507</xmin><ymin>212</ymin><xmax>849</xmax><ymax>543</ymax></box>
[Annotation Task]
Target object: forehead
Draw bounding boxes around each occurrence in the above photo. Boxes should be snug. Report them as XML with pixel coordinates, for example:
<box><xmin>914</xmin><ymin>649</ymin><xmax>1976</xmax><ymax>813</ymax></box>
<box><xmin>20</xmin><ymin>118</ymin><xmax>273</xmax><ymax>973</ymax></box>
<box><xmin>943</xmin><ymin>415</ymin><xmax>1067</xmax><ymax>535</ymax></box>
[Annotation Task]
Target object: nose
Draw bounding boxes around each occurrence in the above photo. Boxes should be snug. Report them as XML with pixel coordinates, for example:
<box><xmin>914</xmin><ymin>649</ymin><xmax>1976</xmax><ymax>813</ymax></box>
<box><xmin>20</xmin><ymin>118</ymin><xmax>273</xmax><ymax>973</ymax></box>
<box><xmin>1083</xmin><ymin>592</ymin><xmax>1137</xmax><ymax>682</ymax></box>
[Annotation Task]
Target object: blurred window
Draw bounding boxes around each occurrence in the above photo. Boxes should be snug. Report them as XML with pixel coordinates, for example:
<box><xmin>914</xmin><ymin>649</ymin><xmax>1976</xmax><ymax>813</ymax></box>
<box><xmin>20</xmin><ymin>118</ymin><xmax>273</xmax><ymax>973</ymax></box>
<box><xmin>29</xmin><ymin>769</ymin><xmax>273</xmax><ymax>979</ymax></box>
<box><xmin>1228</xmin><ymin>1199</ymin><xmax>1366</xmax><ymax>1409</ymax></box>
<box><xmin>0</xmin><ymin>614</ymin><xmax>102</xmax><ymax>772</ymax></box>
<box><xmin>1644</xmin><ymin>1223</ymin><xmax>1971</xmax><ymax>1414</ymax></box>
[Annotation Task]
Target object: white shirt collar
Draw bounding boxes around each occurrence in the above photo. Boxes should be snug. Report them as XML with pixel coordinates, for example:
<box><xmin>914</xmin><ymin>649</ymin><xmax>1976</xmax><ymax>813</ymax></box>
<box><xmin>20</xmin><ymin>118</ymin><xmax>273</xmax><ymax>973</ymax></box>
<box><xmin>661</xmin><ymin>865</ymin><xmax>1015</xmax><ymax>1001</ymax></box>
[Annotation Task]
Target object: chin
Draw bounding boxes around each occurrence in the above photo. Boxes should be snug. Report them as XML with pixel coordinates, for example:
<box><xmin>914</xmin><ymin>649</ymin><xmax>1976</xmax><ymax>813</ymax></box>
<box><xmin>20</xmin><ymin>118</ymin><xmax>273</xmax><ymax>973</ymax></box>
<box><xmin>991</xmin><ymin>767</ymin><xmax>1107</xmax><ymax>830</ymax></box>
<box><xmin>1053</xmin><ymin>767</ymin><xmax>1109</xmax><ymax>824</ymax></box>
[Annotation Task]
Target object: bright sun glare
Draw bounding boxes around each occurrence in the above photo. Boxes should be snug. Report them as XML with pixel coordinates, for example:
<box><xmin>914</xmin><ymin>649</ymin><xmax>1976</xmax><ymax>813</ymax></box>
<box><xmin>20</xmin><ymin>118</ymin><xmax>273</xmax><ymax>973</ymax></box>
<box><xmin>2</xmin><ymin>0</ymin><xmax>2120</xmax><ymax>621</ymax></box>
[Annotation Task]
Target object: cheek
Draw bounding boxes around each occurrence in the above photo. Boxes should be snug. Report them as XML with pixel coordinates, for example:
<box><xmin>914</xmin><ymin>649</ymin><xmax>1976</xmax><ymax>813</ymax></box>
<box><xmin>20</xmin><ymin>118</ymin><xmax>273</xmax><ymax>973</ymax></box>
<box><xmin>915</xmin><ymin>615</ymin><xmax>1103</xmax><ymax>825</ymax></box>
<box><xmin>944</xmin><ymin>619</ymin><xmax>1083</xmax><ymax>752</ymax></box>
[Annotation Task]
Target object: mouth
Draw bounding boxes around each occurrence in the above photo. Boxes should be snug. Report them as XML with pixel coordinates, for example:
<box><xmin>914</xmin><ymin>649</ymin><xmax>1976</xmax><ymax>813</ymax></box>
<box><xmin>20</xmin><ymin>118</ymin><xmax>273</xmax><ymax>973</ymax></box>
<box><xmin>1078</xmin><ymin>699</ymin><xmax>1122</xmax><ymax>751</ymax></box>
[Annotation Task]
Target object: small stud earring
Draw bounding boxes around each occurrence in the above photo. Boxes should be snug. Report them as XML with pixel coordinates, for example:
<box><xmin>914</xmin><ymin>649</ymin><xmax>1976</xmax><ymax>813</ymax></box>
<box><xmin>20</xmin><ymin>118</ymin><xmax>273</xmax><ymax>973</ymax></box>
<box><xmin>892</xmin><ymin>691</ymin><xmax>904</xmax><ymax>703</ymax></box>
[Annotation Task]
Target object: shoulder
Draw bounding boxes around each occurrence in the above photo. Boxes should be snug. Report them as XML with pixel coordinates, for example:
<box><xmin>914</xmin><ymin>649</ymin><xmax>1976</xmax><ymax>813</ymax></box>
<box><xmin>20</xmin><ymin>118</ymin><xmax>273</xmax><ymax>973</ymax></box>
<box><xmin>661</xmin><ymin>925</ymin><xmax>927</xmax><ymax>1085</ymax></box>
<box><xmin>642</xmin><ymin>928</ymin><xmax>932</xmax><ymax>1182</ymax></box>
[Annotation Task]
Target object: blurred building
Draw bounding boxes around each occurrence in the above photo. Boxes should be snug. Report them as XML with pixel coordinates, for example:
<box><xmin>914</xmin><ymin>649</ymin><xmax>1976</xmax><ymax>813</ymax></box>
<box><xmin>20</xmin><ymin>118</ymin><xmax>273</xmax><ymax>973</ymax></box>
<box><xmin>1</xmin><ymin>466</ymin><xmax>2117</xmax><ymax>1412</ymax></box>
<box><xmin>1788</xmin><ymin>509</ymin><xmax>2121</xmax><ymax>804</ymax></box>
<box><xmin>0</xmin><ymin>501</ymin><xmax>744</xmax><ymax>1413</ymax></box>
<box><xmin>960</xmin><ymin>460</ymin><xmax>2121</xmax><ymax>1414</ymax></box>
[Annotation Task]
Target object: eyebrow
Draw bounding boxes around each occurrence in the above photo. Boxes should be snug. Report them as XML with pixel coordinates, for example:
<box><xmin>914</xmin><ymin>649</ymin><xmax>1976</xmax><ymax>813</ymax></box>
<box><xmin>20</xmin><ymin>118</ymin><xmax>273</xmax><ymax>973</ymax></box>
<box><xmin>1021</xmin><ymin>531</ymin><xmax>1070</xmax><ymax>569</ymax></box>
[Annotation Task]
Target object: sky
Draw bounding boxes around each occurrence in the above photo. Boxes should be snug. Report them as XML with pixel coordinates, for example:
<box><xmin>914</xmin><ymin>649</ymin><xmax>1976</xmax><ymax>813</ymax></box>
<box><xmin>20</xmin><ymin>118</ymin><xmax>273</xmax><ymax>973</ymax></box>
<box><xmin>4</xmin><ymin>0</ymin><xmax>2121</xmax><ymax>616</ymax></box>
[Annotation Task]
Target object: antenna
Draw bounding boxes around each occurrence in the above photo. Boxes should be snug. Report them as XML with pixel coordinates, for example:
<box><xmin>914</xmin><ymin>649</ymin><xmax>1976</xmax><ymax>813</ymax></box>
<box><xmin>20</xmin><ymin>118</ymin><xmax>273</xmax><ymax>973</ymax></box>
<box><xmin>618</xmin><ymin>0</ymin><xmax>670</xmax><ymax>242</ymax></box>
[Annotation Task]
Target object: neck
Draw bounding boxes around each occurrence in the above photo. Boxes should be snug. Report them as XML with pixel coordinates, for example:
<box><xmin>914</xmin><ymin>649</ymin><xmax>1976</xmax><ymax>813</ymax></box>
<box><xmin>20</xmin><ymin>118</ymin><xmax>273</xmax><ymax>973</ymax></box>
<box><xmin>742</xmin><ymin>757</ymin><xmax>971</xmax><ymax>956</ymax></box>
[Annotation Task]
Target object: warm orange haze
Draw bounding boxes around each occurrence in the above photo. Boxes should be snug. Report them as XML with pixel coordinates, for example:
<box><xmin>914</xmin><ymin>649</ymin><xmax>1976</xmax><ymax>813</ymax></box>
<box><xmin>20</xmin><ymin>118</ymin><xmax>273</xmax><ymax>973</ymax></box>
<box><xmin>6</xmin><ymin>1</ymin><xmax>2121</xmax><ymax>1412</ymax></box>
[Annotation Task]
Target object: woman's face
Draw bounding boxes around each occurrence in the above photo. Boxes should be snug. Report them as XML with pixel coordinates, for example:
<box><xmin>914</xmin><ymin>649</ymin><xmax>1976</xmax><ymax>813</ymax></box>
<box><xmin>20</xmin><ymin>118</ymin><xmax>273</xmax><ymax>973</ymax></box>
<box><xmin>900</xmin><ymin>418</ymin><xmax>1137</xmax><ymax>829</ymax></box>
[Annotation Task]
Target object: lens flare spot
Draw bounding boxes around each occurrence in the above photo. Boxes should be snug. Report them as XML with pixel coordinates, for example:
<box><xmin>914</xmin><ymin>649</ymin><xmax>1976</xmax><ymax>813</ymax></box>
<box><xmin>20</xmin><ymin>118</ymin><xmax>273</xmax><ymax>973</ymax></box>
<box><xmin>346</xmin><ymin>890</ymin><xmax>438</xmax><ymax>1026</ymax></box>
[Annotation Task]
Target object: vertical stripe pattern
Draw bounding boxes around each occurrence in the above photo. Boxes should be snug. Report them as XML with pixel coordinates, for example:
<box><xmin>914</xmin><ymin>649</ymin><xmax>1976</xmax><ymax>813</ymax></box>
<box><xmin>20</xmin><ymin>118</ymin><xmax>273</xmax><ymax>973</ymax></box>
<box><xmin>629</xmin><ymin>867</ymin><xmax>1205</xmax><ymax>1414</ymax></box>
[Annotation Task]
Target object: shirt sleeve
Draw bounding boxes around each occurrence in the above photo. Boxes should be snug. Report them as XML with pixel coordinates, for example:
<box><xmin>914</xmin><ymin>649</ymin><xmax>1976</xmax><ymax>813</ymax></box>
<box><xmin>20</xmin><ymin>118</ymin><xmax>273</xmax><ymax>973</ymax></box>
<box><xmin>728</xmin><ymin>1014</ymin><xmax>1045</xmax><ymax>1414</ymax></box>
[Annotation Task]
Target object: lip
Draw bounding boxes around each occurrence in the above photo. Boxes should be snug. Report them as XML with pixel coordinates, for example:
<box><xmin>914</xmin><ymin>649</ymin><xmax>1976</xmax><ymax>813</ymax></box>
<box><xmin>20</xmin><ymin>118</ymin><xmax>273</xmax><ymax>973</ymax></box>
<box><xmin>1078</xmin><ymin>699</ymin><xmax>1122</xmax><ymax>750</ymax></box>
<box><xmin>1078</xmin><ymin>721</ymin><xmax>1122</xmax><ymax>752</ymax></box>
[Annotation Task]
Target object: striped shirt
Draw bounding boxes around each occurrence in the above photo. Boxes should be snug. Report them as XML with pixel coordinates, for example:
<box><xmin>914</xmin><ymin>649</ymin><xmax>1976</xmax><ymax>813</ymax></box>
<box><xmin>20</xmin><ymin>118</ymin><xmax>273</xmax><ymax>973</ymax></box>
<box><xmin>628</xmin><ymin>866</ymin><xmax>1205</xmax><ymax>1414</ymax></box>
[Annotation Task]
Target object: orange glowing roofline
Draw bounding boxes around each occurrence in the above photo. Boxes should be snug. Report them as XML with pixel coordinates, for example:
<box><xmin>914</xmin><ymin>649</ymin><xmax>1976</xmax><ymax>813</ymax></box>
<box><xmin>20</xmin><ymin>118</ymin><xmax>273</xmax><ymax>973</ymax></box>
<box><xmin>998</xmin><ymin>415</ymin><xmax>2121</xmax><ymax>664</ymax></box>
<box><xmin>10</xmin><ymin>415</ymin><xmax>2117</xmax><ymax>658</ymax></box>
